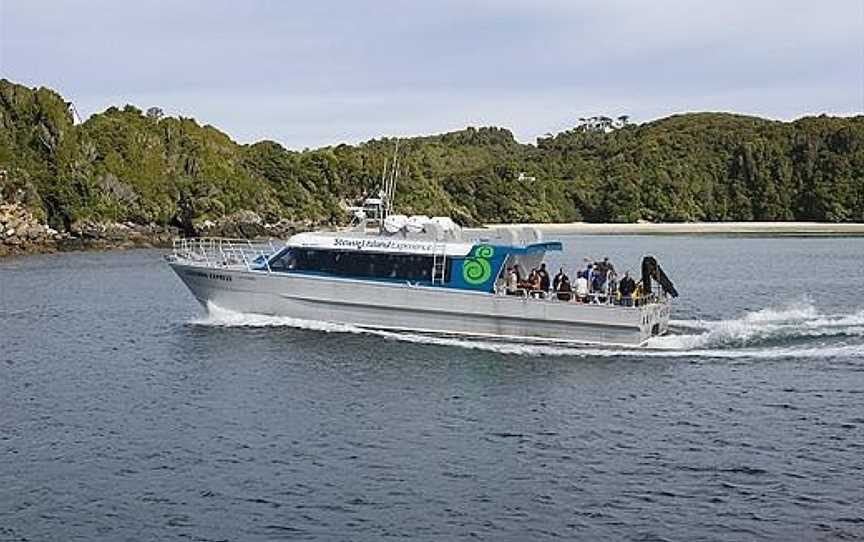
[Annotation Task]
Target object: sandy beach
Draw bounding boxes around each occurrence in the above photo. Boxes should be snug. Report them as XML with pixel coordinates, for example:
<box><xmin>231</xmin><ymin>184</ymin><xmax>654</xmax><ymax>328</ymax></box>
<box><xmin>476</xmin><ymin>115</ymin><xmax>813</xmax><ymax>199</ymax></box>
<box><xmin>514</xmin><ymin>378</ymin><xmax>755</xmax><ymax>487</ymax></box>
<box><xmin>485</xmin><ymin>221</ymin><xmax>864</xmax><ymax>236</ymax></box>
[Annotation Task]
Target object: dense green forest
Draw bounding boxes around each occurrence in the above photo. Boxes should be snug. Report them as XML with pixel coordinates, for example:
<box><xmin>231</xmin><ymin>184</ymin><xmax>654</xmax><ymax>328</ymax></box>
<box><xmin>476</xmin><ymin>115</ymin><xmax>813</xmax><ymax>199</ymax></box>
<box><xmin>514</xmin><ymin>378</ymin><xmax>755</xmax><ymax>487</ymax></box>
<box><xmin>1</xmin><ymin>78</ymin><xmax>862</xmax><ymax>233</ymax></box>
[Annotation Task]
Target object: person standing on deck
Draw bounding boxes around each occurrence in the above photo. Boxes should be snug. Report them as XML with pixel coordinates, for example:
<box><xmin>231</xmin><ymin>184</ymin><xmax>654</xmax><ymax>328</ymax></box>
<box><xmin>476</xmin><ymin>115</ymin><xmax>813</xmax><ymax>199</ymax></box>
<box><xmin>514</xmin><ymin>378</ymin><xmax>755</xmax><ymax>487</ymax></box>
<box><xmin>594</xmin><ymin>256</ymin><xmax>613</xmax><ymax>291</ymax></box>
<box><xmin>526</xmin><ymin>269</ymin><xmax>542</xmax><ymax>297</ymax></box>
<box><xmin>506</xmin><ymin>266</ymin><xmax>519</xmax><ymax>294</ymax></box>
<box><xmin>538</xmin><ymin>263</ymin><xmax>551</xmax><ymax>292</ymax></box>
<box><xmin>606</xmin><ymin>269</ymin><xmax>618</xmax><ymax>302</ymax></box>
<box><xmin>553</xmin><ymin>267</ymin><xmax>568</xmax><ymax>292</ymax></box>
<box><xmin>556</xmin><ymin>274</ymin><xmax>573</xmax><ymax>301</ymax></box>
<box><xmin>574</xmin><ymin>271</ymin><xmax>589</xmax><ymax>302</ymax></box>
<box><xmin>601</xmin><ymin>256</ymin><xmax>615</xmax><ymax>275</ymax></box>
<box><xmin>513</xmin><ymin>264</ymin><xmax>524</xmax><ymax>284</ymax></box>
<box><xmin>619</xmin><ymin>271</ymin><xmax>636</xmax><ymax>307</ymax></box>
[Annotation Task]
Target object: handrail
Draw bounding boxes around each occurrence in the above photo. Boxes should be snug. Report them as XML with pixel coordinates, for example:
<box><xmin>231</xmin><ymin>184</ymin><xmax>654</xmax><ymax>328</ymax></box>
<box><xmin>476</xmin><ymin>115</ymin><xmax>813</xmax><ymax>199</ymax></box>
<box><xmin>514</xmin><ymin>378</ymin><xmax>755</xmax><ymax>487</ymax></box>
<box><xmin>499</xmin><ymin>287</ymin><xmax>668</xmax><ymax>307</ymax></box>
<box><xmin>169</xmin><ymin>237</ymin><xmax>284</xmax><ymax>271</ymax></box>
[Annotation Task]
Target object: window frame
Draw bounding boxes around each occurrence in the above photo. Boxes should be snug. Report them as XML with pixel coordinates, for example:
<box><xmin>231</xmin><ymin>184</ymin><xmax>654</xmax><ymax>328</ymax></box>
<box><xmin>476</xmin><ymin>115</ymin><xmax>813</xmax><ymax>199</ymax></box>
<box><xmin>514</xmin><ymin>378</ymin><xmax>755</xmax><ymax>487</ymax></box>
<box><xmin>268</xmin><ymin>247</ymin><xmax>452</xmax><ymax>283</ymax></box>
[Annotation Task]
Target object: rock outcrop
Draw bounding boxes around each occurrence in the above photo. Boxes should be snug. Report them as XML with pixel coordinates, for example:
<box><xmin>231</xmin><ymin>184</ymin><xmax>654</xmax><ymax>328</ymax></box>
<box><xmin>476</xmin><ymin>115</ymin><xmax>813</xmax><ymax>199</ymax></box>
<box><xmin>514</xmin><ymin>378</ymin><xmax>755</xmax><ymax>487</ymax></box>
<box><xmin>193</xmin><ymin>211</ymin><xmax>304</xmax><ymax>239</ymax></box>
<box><xmin>0</xmin><ymin>202</ymin><xmax>181</xmax><ymax>257</ymax></box>
<box><xmin>0</xmin><ymin>201</ymin><xmax>304</xmax><ymax>258</ymax></box>
<box><xmin>0</xmin><ymin>203</ymin><xmax>63</xmax><ymax>256</ymax></box>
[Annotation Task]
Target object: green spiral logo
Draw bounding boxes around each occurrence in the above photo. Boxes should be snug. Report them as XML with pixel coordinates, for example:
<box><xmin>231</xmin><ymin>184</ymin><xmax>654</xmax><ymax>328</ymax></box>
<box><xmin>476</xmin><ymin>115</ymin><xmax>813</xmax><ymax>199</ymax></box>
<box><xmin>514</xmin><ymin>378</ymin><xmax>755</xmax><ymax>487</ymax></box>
<box><xmin>475</xmin><ymin>245</ymin><xmax>494</xmax><ymax>259</ymax></box>
<box><xmin>462</xmin><ymin>245</ymin><xmax>494</xmax><ymax>285</ymax></box>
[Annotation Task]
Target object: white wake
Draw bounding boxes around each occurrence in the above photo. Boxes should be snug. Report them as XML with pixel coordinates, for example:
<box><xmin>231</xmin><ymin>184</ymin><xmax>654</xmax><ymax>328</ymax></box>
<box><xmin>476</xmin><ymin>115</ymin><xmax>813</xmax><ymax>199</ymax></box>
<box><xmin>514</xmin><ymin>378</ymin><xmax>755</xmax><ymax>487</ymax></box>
<box><xmin>651</xmin><ymin>302</ymin><xmax>864</xmax><ymax>349</ymax></box>
<box><xmin>192</xmin><ymin>302</ymin><xmax>864</xmax><ymax>360</ymax></box>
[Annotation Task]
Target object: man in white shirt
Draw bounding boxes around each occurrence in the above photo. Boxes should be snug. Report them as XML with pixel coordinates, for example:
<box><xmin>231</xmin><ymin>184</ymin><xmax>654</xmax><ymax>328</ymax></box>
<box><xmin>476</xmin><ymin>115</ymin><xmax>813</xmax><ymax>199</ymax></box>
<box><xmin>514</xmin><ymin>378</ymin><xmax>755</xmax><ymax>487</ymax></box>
<box><xmin>574</xmin><ymin>271</ymin><xmax>589</xmax><ymax>302</ymax></box>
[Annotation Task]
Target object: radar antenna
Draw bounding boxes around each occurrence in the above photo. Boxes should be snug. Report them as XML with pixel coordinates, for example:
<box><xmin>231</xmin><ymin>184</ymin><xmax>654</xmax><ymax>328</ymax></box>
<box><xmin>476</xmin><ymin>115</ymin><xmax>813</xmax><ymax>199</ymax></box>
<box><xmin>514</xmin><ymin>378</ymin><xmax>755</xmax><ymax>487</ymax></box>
<box><xmin>348</xmin><ymin>142</ymin><xmax>405</xmax><ymax>232</ymax></box>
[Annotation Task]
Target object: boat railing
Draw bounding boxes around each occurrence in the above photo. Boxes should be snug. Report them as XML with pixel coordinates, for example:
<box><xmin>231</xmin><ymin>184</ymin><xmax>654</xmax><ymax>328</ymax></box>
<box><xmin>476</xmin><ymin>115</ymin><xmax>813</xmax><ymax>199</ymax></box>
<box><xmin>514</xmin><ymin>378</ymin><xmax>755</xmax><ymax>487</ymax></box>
<box><xmin>495</xmin><ymin>286</ymin><xmax>668</xmax><ymax>307</ymax></box>
<box><xmin>170</xmin><ymin>237</ymin><xmax>283</xmax><ymax>271</ymax></box>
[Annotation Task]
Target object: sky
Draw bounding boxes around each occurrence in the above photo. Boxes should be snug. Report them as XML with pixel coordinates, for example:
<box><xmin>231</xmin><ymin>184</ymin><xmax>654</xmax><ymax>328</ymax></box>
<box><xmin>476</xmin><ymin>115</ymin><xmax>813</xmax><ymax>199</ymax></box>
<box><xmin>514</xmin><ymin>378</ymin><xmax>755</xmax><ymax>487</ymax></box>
<box><xmin>1</xmin><ymin>0</ymin><xmax>863</xmax><ymax>149</ymax></box>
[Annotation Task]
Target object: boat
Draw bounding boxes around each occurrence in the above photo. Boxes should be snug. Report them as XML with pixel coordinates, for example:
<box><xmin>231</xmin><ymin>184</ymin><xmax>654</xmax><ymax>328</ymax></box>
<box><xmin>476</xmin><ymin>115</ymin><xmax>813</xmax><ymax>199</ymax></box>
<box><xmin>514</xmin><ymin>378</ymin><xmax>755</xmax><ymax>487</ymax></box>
<box><xmin>166</xmin><ymin>162</ymin><xmax>678</xmax><ymax>347</ymax></box>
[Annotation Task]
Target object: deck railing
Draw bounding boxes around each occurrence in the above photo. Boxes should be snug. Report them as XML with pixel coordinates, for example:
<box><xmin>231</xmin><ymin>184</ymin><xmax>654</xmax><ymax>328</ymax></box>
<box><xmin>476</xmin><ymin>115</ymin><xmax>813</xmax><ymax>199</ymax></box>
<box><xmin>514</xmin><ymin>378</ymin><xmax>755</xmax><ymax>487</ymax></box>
<box><xmin>170</xmin><ymin>237</ymin><xmax>283</xmax><ymax>271</ymax></box>
<box><xmin>495</xmin><ymin>284</ymin><xmax>668</xmax><ymax>307</ymax></box>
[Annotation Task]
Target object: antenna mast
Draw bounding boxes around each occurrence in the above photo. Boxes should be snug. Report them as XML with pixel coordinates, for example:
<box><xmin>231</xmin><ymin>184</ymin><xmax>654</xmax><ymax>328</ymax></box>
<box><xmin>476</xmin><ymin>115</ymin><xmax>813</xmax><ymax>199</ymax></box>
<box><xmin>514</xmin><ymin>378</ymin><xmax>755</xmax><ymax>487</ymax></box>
<box><xmin>380</xmin><ymin>158</ymin><xmax>388</xmax><ymax>201</ymax></box>
<box><xmin>383</xmin><ymin>141</ymin><xmax>399</xmax><ymax>218</ymax></box>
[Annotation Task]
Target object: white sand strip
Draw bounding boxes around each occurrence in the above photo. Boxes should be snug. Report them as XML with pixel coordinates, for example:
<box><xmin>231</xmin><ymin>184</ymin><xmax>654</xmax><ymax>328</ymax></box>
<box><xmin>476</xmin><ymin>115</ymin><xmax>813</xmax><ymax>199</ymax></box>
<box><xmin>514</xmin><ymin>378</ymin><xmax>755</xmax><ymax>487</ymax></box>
<box><xmin>484</xmin><ymin>222</ymin><xmax>864</xmax><ymax>235</ymax></box>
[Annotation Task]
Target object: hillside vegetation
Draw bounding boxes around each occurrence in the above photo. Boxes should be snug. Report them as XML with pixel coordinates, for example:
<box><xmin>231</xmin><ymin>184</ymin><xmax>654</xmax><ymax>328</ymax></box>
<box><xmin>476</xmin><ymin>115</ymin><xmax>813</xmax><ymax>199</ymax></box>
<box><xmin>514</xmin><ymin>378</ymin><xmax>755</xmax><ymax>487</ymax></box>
<box><xmin>1</xmin><ymin>78</ymin><xmax>862</xmax><ymax>235</ymax></box>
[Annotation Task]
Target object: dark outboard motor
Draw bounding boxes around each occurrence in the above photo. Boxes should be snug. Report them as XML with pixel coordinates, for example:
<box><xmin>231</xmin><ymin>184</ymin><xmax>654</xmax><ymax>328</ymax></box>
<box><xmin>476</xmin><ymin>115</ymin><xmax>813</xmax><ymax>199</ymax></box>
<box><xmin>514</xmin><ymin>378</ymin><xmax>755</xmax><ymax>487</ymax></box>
<box><xmin>641</xmin><ymin>256</ymin><xmax>678</xmax><ymax>298</ymax></box>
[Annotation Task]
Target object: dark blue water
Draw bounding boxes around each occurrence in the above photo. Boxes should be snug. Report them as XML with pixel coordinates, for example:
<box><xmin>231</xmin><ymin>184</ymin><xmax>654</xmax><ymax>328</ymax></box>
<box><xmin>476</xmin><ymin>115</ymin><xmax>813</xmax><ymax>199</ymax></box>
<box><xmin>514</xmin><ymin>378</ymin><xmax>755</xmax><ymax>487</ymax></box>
<box><xmin>1</xmin><ymin>236</ymin><xmax>863</xmax><ymax>541</ymax></box>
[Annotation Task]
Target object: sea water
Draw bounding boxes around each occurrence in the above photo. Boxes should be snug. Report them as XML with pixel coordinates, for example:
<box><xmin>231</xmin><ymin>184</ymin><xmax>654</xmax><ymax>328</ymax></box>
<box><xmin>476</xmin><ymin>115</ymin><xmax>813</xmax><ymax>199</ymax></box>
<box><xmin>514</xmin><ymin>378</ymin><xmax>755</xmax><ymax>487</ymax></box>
<box><xmin>1</xmin><ymin>236</ymin><xmax>863</xmax><ymax>541</ymax></box>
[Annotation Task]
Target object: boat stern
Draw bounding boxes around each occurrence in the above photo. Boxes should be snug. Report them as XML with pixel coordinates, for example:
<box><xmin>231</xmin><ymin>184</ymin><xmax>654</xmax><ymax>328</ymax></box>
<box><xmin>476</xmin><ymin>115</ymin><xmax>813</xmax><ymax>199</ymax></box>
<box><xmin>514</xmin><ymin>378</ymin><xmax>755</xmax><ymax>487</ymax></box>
<box><xmin>639</xmin><ymin>299</ymin><xmax>672</xmax><ymax>341</ymax></box>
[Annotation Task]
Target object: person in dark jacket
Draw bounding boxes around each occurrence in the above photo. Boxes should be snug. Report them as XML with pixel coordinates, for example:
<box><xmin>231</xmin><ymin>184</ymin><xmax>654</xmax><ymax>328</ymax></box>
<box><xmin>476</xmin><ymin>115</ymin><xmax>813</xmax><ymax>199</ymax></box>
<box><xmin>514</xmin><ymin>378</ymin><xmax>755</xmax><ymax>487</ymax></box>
<box><xmin>553</xmin><ymin>267</ymin><xmax>568</xmax><ymax>292</ymax></box>
<box><xmin>618</xmin><ymin>271</ymin><xmax>636</xmax><ymax>306</ymax></box>
<box><xmin>591</xmin><ymin>272</ymin><xmax>603</xmax><ymax>294</ymax></box>
<box><xmin>556</xmin><ymin>275</ymin><xmax>573</xmax><ymax>301</ymax></box>
<box><xmin>537</xmin><ymin>263</ymin><xmax>551</xmax><ymax>292</ymax></box>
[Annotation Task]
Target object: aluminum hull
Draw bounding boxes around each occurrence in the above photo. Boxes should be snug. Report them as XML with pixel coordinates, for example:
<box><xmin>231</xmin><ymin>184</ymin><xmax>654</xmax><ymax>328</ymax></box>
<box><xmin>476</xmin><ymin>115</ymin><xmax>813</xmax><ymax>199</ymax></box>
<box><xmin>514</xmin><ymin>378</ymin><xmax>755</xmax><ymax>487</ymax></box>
<box><xmin>169</xmin><ymin>262</ymin><xmax>671</xmax><ymax>347</ymax></box>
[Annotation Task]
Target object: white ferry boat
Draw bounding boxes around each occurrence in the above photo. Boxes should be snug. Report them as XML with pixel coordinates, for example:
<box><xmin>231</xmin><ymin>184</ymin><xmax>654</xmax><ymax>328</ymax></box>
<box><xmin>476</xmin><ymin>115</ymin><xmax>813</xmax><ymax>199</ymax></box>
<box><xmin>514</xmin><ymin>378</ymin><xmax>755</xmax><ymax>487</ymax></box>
<box><xmin>166</xmin><ymin>182</ymin><xmax>678</xmax><ymax>347</ymax></box>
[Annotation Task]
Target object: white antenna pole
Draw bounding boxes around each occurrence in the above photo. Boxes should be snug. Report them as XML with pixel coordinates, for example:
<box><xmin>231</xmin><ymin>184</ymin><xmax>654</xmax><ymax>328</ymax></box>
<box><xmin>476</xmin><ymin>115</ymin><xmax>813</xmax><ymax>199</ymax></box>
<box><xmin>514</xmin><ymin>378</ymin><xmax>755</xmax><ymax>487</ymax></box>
<box><xmin>395</xmin><ymin>142</ymin><xmax>405</xmax><ymax>206</ymax></box>
<box><xmin>381</xmin><ymin>157</ymin><xmax>390</xmax><ymax>221</ymax></box>
<box><xmin>391</xmin><ymin>159</ymin><xmax>397</xmax><ymax>213</ymax></box>
<box><xmin>388</xmin><ymin>141</ymin><xmax>399</xmax><ymax>216</ymax></box>
<box><xmin>391</xmin><ymin>160</ymin><xmax>400</xmax><ymax>212</ymax></box>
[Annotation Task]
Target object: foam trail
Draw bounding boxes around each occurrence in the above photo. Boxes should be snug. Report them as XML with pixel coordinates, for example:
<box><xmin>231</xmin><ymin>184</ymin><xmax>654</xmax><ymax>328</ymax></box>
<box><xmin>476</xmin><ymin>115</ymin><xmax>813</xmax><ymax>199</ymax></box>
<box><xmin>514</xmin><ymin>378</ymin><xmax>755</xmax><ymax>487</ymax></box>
<box><xmin>363</xmin><ymin>331</ymin><xmax>864</xmax><ymax>360</ymax></box>
<box><xmin>192</xmin><ymin>303</ymin><xmax>366</xmax><ymax>335</ymax></box>
<box><xmin>192</xmin><ymin>302</ymin><xmax>864</xmax><ymax>360</ymax></box>
<box><xmin>647</xmin><ymin>302</ymin><xmax>864</xmax><ymax>350</ymax></box>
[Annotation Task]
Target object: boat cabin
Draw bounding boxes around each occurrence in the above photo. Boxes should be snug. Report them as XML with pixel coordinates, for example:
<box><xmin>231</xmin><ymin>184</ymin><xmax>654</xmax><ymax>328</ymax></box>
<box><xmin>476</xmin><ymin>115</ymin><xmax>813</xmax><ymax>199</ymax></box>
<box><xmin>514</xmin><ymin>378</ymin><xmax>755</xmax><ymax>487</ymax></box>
<box><xmin>263</xmin><ymin>230</ymin><xmax>562</xmax><ymax>292</ymax></box>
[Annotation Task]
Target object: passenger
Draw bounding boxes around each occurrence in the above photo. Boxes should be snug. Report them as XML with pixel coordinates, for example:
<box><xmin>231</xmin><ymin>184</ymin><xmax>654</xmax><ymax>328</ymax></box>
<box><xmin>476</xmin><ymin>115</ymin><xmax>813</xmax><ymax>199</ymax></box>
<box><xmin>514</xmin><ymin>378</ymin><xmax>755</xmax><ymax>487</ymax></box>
<box><xmin>618</xmin><ymin>271</ymin><xmax>636</xmax><ymax>307</ymax></box>
<box><xmin>600</xmin><ymin>256</ymin><xmax>615</xmax><ymax>276</ymax></box>
<box><xmin>530</xmin><ymin>269</ymin><xmax>541</xmax><ymax>289</ymax></box>
<box><xmin>606</xmin><ymin>267</ymin><xmax>618</xmax><ymax>302</ymax></box>
<box><xmin>574</xmin><ymin>271</ymin><xmax>589</xmax><ymax>302</ymax></box>
<box><xmin>556</xmin><ymin>274</ymin><xmax>573</xmax><ymax>301</ymax></box>
<box><xmin>527</xmin><ymin>269</ymin><xmax>542</xmax><ymax>297</ymax></box>
<box><xmin>633</xmin><ymin>280</ymin><xmax>644</xmax><ymax>307</ymax></box>
<box><xmin>585</xmin><ymin>263</ymin><xmax>595</xmax><ymax>292</ymax></box>
<box><xmin>518</xmin><ymin>268</ymin><xmax>534</xmax><ymax>290</ymax></box>
<box><xmin>513</xmin><ymin>264</ymin><xmax>524</xmax><ymax>284</ymax></box>
<box><xmin>553</xmin><ymin>267</ymin><xmax>568</xmax><ymax>291</ymax></box>
<box><xmin>595</xmin><ymin>262</ymin><xmax>608</xmax><ymax>291</ymax></box>
<box><xmin>537</xmin><ymin>263</ymin><xmax>551</xmax><ymax>292</ymax></box>
<box><xmin>594</xmin><ymin>259</ymin><xmax>605</xmax><ymax>277</ymax></box>
<box><xmin>506</xmin><ymin>266</ymin><xmax>519</xmax><ymax>294</ymax></box>
<box><xmin>591</xmin><ymin>272</ymin><xmax>604</xmax><ymax>295</ymax></box>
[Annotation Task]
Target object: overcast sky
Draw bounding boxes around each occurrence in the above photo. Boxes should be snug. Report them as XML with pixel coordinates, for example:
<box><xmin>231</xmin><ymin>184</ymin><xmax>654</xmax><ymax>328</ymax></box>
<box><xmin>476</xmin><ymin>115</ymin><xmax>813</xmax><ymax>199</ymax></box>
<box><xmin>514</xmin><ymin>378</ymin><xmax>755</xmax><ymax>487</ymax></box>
<box><xmin>2</xmin><ymin>0</ymin><xmax>862</xmax><ymax>149</ymax></box>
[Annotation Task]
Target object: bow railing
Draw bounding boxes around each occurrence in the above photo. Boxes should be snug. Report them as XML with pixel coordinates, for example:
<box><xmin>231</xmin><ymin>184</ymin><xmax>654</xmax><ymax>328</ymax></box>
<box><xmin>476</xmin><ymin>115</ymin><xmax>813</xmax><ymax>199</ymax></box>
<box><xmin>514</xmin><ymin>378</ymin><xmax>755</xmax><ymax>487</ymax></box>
<box><xmin>169</xmin><ymin>237</ymin><xmax>284</xmax><ymax>271</ymax></box>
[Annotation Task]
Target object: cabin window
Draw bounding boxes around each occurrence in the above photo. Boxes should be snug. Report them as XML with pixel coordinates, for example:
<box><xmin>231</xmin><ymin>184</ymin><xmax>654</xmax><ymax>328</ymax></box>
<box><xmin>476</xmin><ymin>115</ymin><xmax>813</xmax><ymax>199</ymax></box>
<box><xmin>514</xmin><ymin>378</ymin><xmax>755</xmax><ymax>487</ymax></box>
<box><xmin>268</xmin><ymin>249</ymin><xmax>297</xmax><ymax>272</ymax></box>
<box><xmin>269</xmin><ymin>248</ymin><xmax>451</xmax><ymax>282</ymax></box>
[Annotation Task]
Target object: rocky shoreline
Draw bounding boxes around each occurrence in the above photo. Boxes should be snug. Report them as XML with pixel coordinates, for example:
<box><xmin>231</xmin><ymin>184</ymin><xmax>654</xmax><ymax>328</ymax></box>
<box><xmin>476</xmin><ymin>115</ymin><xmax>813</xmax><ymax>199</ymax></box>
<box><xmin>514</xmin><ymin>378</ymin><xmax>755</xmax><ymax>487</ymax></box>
<box><xmin>0</xmin><ymin>203</ymin><xmax>181</xmax><ymax>257</ymax></box>
<box><xmin>0</xmin><ymin>204</ymin><xmax>306</xmax><ymax>258</ymax></box>
<box><xmin>1</xmin><ymin>203</ymin><xmax>62</xmax><ymax>256</ymax></box>
<box><xmin>6</xmin><ymin>199</ymin><xmax>864</xmax><ymax>259</ymax></box>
